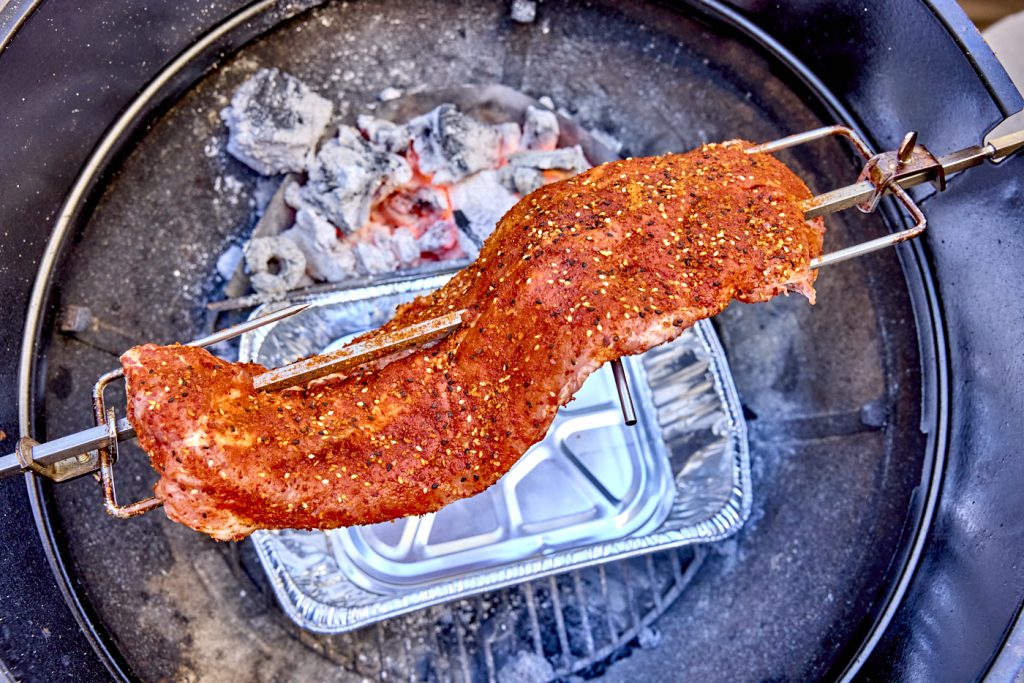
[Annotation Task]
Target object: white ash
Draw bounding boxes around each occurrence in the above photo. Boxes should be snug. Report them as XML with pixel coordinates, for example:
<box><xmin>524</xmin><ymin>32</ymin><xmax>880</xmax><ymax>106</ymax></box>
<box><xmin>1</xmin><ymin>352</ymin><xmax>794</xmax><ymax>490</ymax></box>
<box><xmin>454</xmin><ymin>224</ymin><xmax>481</xmax><ymax>259</ymax></box>
<box><xmin>496</xmin><ymin>650</ymin><xmax>554</xmax><ymax>683</ymax></box>
<box><xmin>501</xmin><ymin>145</ymin><xmax>590</xmax><ymax>194</ymax></box>
<box><xmin>509</xmin><ymin>0</ymin><xmax>538</xmax><ymax>24</ymax></box>
<box><xmin>508</xmin><ymin>145</ymin><xmax>589</xmax><ymax>172</ymax></box>
<box><xmin>407</xmin><ymin>104</ymin><xmax>503</xmax><ymax>184</ymax></box>
<box><xmin>587</xmin><ymin>126</ymin><xmax>624</xmax><ymax>155</ymax></box>
<box><xmin>385</xmin><ymin>226</ymin><xmax>421</xmax><ymax>267</ymax></box>
<box><xmin>450</xmin><ymin>169</ymin><xmax>519</xmax><ymax>244</ymax></box>
<box><xmin>286</xmin><ymin>125</ymin><xmax>412</xmax><ymax>234</ymax></box>
<box><xmin>220</xmin><ymin>68</ymin><xmax>333</xmax><ymax>175</ymax></box>
<box><xmin>456</xmin><ymin>223</ymin><xmax>483</xmax><ymax>260</ymax></box>
<box><xmin>353</xmin><ymin>240</ymin><xmax>399</xmax><ymax>275</ymax></box>
<box><xmin>213</xmin><ymin>174</ymin><xmax>248</xmax><ymax>207</ymax></box>
<box><xmin>377</xmin><ymin>86</ymin><xmax>403</xmax><ymax>102</ymax></box>
<box><xmin>221</xmin><ymin>86</ymin><xmax>596</xmax><ymax>292</ymax></box>
<box><xmin>252</xmin><ymin>175</ymin><xmax>286</xmax><ymax>213</ymax></box>
<box><xmin>582</xmin><ymin>569</ymin><xmax>640</xmax><ymax>636</ymax></box>
<box><xmin>356</xmin><ymin>114</ymin><xmax>410</xmax><ymax>154</ymax></box>
<box><xmin>215</xmin><ymin>245</ymin><xmax>244</xmax><ymax>280</ymax></box>
<box><xmin>278</xmin><ymin>208</ymin><xmax>356</xmax><ymax>282</ymax></box>
<box><xmin>501</xmin><ymin>166</ymin><xmax>545</xmax><ymax>195</ymax></box>
<box><xmin>496</xmin><ymin>121</ymin><xmax>522</xmax><ymax>154</ymax></box>
<box><xmin>521</xmin><ymin>105</ymin><xmax>559</xmax><ymax>151</ymax></box>
<box><xmin>417</xmin><ymin>220</ymin><xmax>458</xmax><ymax>256</ymax></box>
<box><xmin>637</xmin><ymin>626</ymin><xmax>663</xmax><ymax>649</ymax></box>
<box><xmin>244</xmin><ymin>235</ymin><xmax>306</xmax><ymax>298</ymax></box>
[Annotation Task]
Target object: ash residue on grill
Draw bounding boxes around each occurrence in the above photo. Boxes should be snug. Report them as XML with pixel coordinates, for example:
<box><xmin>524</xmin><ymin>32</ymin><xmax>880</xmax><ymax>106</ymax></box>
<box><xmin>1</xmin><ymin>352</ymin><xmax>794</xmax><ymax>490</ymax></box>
<box><xmin>41</xmin><ymin>1</ymin><xmax>926</xmax><ymax>682</ymax></box>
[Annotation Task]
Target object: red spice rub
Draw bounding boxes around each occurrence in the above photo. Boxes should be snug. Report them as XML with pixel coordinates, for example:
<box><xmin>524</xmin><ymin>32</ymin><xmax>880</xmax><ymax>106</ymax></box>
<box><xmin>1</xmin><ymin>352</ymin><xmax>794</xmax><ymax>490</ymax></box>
<box><xmin>122</xmin><ymin>142</ymin><xmax>823</xmax><ymax>540</ymax></box>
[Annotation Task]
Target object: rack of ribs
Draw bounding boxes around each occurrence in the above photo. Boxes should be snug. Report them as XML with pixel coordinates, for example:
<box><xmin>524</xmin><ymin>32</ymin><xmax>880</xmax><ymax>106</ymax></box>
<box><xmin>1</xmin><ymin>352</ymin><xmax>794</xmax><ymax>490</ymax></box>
<box><xmin>121</xmin><ymin>141</ymin><xmax>824</xmax><ymax>540</ymax></box>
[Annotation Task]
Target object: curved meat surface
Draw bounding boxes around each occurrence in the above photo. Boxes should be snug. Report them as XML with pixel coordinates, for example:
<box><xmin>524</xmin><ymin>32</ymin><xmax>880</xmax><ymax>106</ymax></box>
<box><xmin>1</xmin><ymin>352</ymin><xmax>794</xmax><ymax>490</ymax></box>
<box><xmin>122</xmin><ymin>142</ymin><xmax>823</xmax><ymax>540</ymax></box>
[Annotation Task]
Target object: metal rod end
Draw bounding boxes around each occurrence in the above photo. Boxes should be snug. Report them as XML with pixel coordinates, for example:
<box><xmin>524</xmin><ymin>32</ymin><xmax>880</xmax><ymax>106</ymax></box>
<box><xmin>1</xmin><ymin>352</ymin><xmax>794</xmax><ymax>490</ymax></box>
<box><xmin>897</xmin><ymin>131</ymin><xmax>918</xmax><ymax>164</ymax></box>
<box><xmin>610</xmin><ymin>359</ymin><xmax>638</xmax><ymax>426</ymax></box>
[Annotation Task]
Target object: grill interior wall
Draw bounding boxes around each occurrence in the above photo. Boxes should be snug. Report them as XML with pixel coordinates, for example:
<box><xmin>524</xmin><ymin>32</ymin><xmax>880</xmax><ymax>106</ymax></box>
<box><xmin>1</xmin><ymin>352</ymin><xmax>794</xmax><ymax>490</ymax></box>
<box><xmin>36</xmin><ymin>1</ymin><xmax>926</xmax><ymax>680</ymax></box>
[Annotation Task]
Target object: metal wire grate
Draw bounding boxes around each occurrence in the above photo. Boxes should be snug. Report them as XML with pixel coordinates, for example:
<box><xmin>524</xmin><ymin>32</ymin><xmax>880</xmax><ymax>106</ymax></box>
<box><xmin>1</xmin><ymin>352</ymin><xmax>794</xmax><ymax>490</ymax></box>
<box><xmin>303</xmin><ymin>547</ymin><xmax>705</xmax><ymax>682</ymax></box>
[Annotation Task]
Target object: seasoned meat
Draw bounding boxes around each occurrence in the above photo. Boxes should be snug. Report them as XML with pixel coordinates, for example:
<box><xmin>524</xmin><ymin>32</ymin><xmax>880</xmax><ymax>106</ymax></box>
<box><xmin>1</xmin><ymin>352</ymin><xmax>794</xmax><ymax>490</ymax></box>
<box><xmin>122</xmin><ymin>142</ymin><xmax>824</xmax><ymax>540</ymax></box>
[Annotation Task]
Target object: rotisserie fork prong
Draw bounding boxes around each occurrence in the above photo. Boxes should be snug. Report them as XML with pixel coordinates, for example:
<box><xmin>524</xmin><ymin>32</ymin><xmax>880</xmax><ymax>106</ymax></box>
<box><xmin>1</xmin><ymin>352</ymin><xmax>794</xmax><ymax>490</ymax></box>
<box><xmin>748</xmin><ymin>116</ymin><xmax>1024</xmax><ymax>268</ymax></box>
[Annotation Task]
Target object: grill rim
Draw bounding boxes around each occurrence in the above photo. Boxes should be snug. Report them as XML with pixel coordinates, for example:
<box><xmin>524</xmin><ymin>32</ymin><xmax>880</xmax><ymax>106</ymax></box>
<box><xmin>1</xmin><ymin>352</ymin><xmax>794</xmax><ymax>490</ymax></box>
<box><xmin>4</xmin><ymin>0</ymin><xmax>1018</xmax><ymax>679</ymax></box>
<box><xmin>17</xmin><ymin>2</ymin><xmax>945</xmax><ymax>678</ymax></box>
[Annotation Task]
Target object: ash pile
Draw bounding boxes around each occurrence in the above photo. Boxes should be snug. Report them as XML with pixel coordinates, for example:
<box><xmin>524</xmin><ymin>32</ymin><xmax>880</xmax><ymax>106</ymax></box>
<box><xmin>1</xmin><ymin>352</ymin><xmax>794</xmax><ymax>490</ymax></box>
<box><xmin>220</xmin><ymin>68</ymin><xmax>591</xmax><ymax>300</ymax></box>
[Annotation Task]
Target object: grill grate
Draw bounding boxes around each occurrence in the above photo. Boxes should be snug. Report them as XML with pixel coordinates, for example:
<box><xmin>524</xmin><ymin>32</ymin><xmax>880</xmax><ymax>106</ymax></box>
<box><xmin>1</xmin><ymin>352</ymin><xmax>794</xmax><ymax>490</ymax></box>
<box><xmin>302</xmin><ymin>547</ymin><xmax>705</xmax><ymax>682</ymax></box>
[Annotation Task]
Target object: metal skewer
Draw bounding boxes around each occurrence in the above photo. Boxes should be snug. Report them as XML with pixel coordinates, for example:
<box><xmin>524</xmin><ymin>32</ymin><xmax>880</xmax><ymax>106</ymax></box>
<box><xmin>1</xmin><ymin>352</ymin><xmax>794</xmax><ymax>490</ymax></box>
<box><xmin>611</xmin><ymin>360</ymin><xmax>638</xmax><ymax>426</ymax></box>
<box><xmin>247</xmin><ymin>312</ymin><xmax>640</xmax><ymax>426</ymax></box>
<box><xmin>253</xmin><ymin>309</ymin><xmax>466</xmax><ymax>391</ymax></box>
<box><xmin>189</xmin><ymin>302</ymin><xmax>312</xmax><ymax>347</ymax></box>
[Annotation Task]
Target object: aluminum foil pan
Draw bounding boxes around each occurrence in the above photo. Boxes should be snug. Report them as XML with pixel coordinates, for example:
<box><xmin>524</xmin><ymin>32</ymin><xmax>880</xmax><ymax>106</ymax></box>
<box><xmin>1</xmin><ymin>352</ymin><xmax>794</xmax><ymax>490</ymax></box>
<box><xmin>239</xmin><ymin>274</ymin><xmax>751</xmax><ymax>633</ymax></box>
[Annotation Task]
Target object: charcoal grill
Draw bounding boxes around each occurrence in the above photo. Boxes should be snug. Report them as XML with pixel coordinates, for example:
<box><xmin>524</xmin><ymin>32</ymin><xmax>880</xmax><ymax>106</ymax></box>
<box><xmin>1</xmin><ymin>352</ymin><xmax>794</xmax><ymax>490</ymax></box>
<box><xmin>1</xmin><ymin>1</ymin><xmax>1023</xmax><ymax>681</ymax></box>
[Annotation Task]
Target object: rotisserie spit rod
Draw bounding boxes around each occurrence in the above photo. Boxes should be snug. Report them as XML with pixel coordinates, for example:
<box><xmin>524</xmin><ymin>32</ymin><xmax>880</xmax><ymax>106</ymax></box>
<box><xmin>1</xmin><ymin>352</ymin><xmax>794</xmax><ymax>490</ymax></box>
<box><xmin>2</xmin><ymin>116</ymin><xmax>1021</xmax><ymax>488</ymax></box>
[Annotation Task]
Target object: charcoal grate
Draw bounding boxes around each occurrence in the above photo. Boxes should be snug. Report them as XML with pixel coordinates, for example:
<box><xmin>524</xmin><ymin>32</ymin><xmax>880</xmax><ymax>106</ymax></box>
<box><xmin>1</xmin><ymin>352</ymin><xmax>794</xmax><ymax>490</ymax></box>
<box><xmin>298</xmin><ymin>547</ymin><xmax>705</xmax><ymax>682</ymax></box>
